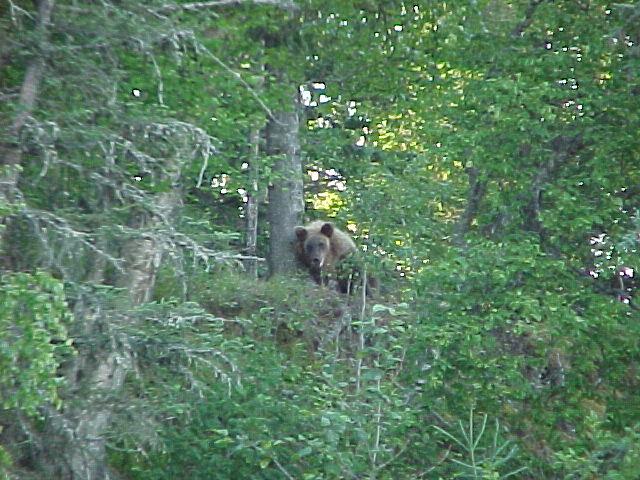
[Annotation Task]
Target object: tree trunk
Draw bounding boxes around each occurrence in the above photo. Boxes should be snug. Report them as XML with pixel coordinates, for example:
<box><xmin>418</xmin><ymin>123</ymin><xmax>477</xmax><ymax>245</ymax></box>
<box><xmin>0</xmin><ymin>0</ymin><xmax>54</xmax><ymax>244</ymax></box>
<box><xmin>32</xmin><ymin>167</ymin><xmax>182</xmax><ymax>480</ymax></box>
<box><xmin>453</xmin><ymin>167</ymin><xmax>486</xmax><ymax>247</ymax></box>
<box><xmin>244</xmin><ymin>126</ymin><xmax>261</xmax><ymax>279</ymax></box>
<box><xmin>266</xmin><ymin>92</ymin><xmax>304</xmax><ymax>276</ymax></box>
<box><xmin>243</xmin><ymin>50</ymin><xmax>265</xmax><ymax>279</ymax></box>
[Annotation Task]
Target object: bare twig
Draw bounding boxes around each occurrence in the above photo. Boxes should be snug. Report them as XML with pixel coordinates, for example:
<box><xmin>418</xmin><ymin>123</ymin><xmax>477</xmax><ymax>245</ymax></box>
<box><xmin>149</xmin><ymin>28</ymin><xmax>282</xmax><ymax>124</ymax></box>
<box><xmin>155</xmin><ymin>0</ymin><xmax>298</xmax><ymax>14</ymax></box>
<box><xmin>355</xmin><ymin>267</ymin><xmax>367</xmax><ymax>394</ymax></box>
<box><xmin>196</xmin><ymin>154</ymin><xmax>209</xmax><ymax>188</ymax></box>
<box><xmin>371</xmin><ymin>392</ymin><xmax>382</xmax><ymax>467</ymax></box>
<box><xmin>8</xmin><ymin>0</ymin><xmax>35</xmax><ymax>23</ymax></box>
<box><xmin>200</xmin><ymin>46</ymin><xmax>282</xmax><ymax>124</ymax></box>
<box><xmin>272</xmin><ymin>457</ymin><xmax>296</xmax><ymax>480</ymax></box>
<box><xmin>21</xmin><ymin>206</ymin><xmax>127</xmax><ymax>272</ymax></box>
<box><xmin>148</xmin><ymin>53</ymin><xmax>165</xmax><ymax>106</ymax></box>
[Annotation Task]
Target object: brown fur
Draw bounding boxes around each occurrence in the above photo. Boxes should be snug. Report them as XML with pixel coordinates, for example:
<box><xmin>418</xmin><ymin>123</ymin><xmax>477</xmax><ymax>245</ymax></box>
<box><xmin>294</xmin><ymin>221</ymin><xmax>357</xmax><ymax>292</ymax></box>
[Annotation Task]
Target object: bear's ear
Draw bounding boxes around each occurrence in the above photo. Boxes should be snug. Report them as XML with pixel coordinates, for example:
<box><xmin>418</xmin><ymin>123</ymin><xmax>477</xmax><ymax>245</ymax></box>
<box><xmin>294</xmin><ymin>226</ymin><xmax>308</xmax><ymax>241</ymax></box>
<box><xmin>320</xmin><ymin>222</ymin><xmax>334</xmax><ymax>238</ymax></box>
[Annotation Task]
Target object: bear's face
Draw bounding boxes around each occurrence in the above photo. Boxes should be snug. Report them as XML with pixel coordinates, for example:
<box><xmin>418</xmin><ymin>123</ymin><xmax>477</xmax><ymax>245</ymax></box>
<box><xmin>295</xmin><ymin>222</ymin><xmax>334</xmax><ymax>271</ymax></box>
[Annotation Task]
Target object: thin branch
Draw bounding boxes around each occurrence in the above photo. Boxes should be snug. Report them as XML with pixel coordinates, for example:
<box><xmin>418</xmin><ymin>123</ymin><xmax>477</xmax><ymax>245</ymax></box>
<box><xmin>0</xmin><ymin>92</ymin><xmax>20</xmax><ymax>101</ymax></box>
<box><xmin>511</xmin><ymin>0</ymin><xmax>546</xmax><ymax>38</ymax></box>
<box><xmin>272</xmin><ymin>457</ymin><xmax>296</xmax><ymax>480</ymax></box>
<box><xmin>148</xmin><ymin>28</ymin><xmax>282</xmax><ymax>124</ymax></box>
<box><xmin>374</xmin><ymin>440</ymin><xmax>410</xmax><ymax>472</ymax></box>
<box><xmin>196</xmin><ymin>154</ymin><xmax>209</xmax><ymax>188</ymax></box>
<box><xmin>148</xmin><ymin>53</ymin><xmax>165</xmax><ymax>106</ymax></box>
<box><xmin>371</xmin><ymin>395</ymin><xmax>382</xmax><ymax>467</ymax></box>
<box><xmin>21</xmin><ymin>206</ymin><xmax>127</xmax><ymax>272</ymax></box>
<box><xmin>155</xmin><ymin>0</ymin><xmax>298</xmax><ymax>14</ymax></box>
<box><xmin>8</xmin><ymin>0</ymin><xmax>35</xmax><ymax>23</ymax></box>
<box><xmin>199</xmin><ymin>46</ymin><xmax>282</xmax><ymax>124</ymax></box>
<box><xmin>355</xmin><ymin>267</ymin><xmax>367</xmax><ymax>394</ymax></box>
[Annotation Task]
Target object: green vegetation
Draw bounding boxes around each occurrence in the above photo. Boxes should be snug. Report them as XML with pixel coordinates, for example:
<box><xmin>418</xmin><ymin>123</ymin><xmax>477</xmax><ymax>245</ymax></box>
<box><xmin>0</xmin><ymin>272</ymin><xmax>73</xmax><ymax>416</ymax></box>
<box><xmin>1</xmin><ymin>0</ymin><xmax>639</xmax><ymax>478</ymax></box>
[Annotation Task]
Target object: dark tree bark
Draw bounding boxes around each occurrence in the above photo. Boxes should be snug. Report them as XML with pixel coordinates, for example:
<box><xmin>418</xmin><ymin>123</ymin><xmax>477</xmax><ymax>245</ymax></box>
<box><xmin>522</xmin><ymin>134</ymin><xmax>584</xmax><ymax>237</ymax></box>
<box><xmin>453</xmin><ymin>167</ymin><xmax>487</xmax><ymax>247</ymax></box>
<box><xmin>266</xmin><ymin>92</ymin><xmax>304</xmax><ymax>276</ymax></box>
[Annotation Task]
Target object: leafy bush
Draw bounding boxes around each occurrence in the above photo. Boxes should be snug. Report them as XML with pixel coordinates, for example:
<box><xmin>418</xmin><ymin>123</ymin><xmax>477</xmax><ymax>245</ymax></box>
<box><xmin>0</xmin><ymin>271</ymin><xmax>74</xmax><ymax>417</ymax></box>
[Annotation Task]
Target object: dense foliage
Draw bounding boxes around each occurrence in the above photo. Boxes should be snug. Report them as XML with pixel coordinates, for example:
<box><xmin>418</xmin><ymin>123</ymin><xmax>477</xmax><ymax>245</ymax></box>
<box><xmin>1</xmin><ymin>0</ymin><xmax>639</xmax><ymax>479</ymax></box>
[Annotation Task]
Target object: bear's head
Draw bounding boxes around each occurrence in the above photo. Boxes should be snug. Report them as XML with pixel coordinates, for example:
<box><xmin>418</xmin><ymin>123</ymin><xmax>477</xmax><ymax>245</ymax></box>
<box><xmin>294</xmin><ymin>222</ymin><xmax>334</xmax><ymax>271</ymax></box>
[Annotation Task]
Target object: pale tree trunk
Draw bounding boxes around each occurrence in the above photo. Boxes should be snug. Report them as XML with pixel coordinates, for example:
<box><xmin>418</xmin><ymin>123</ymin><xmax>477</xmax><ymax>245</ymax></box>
<box><xmin>244</xmin><ymin>126</ymin><xmax>261</xmax><ymax>279</ymax></box>
<box><xmin>262</xmin><ymin>3</ymin><xmax>303</xmax><ymax>277</ymax></box>
<box><xmin>0</xmin><ymin>0</ymin><xmax>54</xmax><ymax>245</ymax></box>
<box><xmin>116</xmin><ymin>181</ymin><xmax>181</xmax><ymax>302</ymax></box>
<box><xmin>244</xmin><ymin>51</ymin><xmax>265</xmax><ymax>279</ymax></box>
<box><xmin>33</xmin><ymin>169</ymin><xmax>182</xmax><ymax>479</ymax></box>
<box><xmin>266</xmin><ymin>92</ymin><xmax>304</xmax><ymax>276</ymax></box>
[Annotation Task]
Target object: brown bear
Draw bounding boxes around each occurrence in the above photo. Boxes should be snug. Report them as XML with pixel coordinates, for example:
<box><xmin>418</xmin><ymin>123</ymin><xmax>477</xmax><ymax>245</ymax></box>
<box><xmin>294</xmin><ymin>220</ymin><xmax>374</xmax><ymax>294</ymax></box>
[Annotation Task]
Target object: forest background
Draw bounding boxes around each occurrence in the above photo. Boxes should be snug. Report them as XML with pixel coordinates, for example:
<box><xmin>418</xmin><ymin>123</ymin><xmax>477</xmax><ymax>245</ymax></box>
<box><xmin>1</xmin><ymin>0</ymin><xmax>640</xmax><ymax>478</ymax></box>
